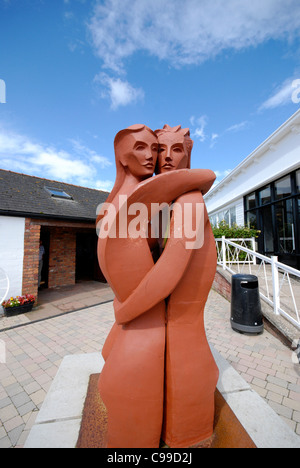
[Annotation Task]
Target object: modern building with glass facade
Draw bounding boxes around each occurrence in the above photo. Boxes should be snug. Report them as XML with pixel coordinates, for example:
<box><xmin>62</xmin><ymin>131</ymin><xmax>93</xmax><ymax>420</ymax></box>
<box><xmin>205</xmin><ymin>109</ymin><xmax>300</xmax><ymax>270</ymax></box>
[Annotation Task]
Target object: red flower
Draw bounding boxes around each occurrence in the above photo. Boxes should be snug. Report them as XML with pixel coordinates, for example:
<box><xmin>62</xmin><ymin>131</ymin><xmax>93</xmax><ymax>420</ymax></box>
<box><xmin>2</xmin><ymin>294</ymin><xmax>35</xmax><ymax>309</ymax></box>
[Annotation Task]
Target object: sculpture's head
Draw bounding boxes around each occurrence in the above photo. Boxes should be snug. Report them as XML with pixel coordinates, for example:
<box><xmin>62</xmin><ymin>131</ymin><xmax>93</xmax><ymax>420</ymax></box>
<box><xmin>107</xmin><ymin>124</ymin><xmax>158</xmax><ymax>203</ymax></box>
<box><xmin>154</xmin><ymin>125</ymin><xmax>193</xmax><ymax>174</ymax></box>
<box><xmin>114</xmin><ymin>124</ymin><xmax>158</xmax><ymax>180</ymax></box>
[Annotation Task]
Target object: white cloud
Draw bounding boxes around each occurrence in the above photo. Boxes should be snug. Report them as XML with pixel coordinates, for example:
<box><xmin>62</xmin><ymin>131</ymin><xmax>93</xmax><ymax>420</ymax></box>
<box><xmin>88</xmin><ymin>0</ymin><xmax>300</xmax><ymax>72</ymax></box>
<box><xmin>214</xmin><ymin>169</ymin><xmax>232</xmax><ymax>179</ymax></box>
<box><xmin>210</xmin><ymin>120</ymin><xmax>250</xmax><ymax>148</ymax></box>
<box><xmin>259</xmin><ymin>77</ymin><xmax>299</xmax><ymax>111</ymax></box>
<box><xmin>0</xmin><ymin>126</ymin><xmax>112</xmax><ymax>189</ymax></box>
<box><xmin>210</xmin><ymin>133</ymin><xmax>219</xmax><ymax>148</ymax></box>
<box><xmin>28</xmin><ymin>149</ymin><xmax>92</xmax><ymax>180</ymax></box>
<box><xmin>95</xmin><ymin>179</ymin><xmax>114</xmax><ymax>191</ymax></box>
<box><xmin>70</xmin><ymin>138</ymin><xmax>111</xmax><ymax>168</ymax></box>
<box><xmin>190</xmin><ymin>115</ymin><xmax>207</xmax><ymax>142</ymax></box>
<box><xmin>95</xmin><ymin>73</ymin><xmax>144</xmax><ymax>109</ymax></box>
<box><xmin>213</xmin><ymin>169</ymin><xmax>232</xmax><ymax>186</ymax></box>
<box><xmin>226</xmin><ymin>121</ymin><xmax>249</xmax><ymax>133</ymax></box>
<box><xmin>189</xmin><ymin>116</ymin><xmax>250</xmax><ymax>149</ymax></box>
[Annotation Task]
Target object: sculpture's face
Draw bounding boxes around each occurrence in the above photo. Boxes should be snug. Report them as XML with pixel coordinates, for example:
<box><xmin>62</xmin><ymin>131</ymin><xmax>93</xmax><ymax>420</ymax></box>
<box><xmin>157</xmin><ymin>133</ymin><xmax>189</xmax><ymax>173</ymax></box>
<box><xmin>119</xmin><ymin>129</ymin><xmax>158</xmax><ymax>179</ymax></box>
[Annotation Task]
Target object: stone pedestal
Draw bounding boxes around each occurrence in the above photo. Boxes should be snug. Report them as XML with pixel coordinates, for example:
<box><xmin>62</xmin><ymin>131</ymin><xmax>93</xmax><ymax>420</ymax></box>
<box><xmin>24</xmin><ymin>349</ymin><xmax>300</xmax><ymax>449</ymax></box>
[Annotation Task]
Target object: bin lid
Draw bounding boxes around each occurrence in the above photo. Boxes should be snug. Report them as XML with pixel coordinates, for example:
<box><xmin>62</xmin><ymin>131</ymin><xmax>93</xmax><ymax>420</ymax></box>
<box><xmin>232</xmin><ymin>274</ymin><xmax>258</xmax><ymax>282</ymax></box>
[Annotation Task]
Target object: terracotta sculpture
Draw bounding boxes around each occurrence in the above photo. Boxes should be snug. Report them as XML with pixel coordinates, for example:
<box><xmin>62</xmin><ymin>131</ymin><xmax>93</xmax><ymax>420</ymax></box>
<box><xmin>97</xmin><ymin>124</ymin><xmax>218</xmax><ymax>448</ymax></box>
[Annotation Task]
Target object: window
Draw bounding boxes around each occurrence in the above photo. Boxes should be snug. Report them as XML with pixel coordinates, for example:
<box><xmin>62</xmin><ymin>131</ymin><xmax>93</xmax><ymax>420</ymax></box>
<box><xmin>245</xmin><ymin>192</ymin><xmax>256</xmax><ymax>210</ymax></box>
<box><xmin>246</xmin><ymin>211</ymin><xmax>257</xmax><ymax>229</ymax></box>
<box><xmin>210</xmin><ymin>205</ymin><xmax>237</xmax><ymax>227</ymax></box>
<box><xmin>210</xmin><ymin>214</ymin><xmax>217</xmax><ymax>226</ymax></box>
<box><xmin>261</xmin><ymin>206</ymin><xmax>274</xmax><ymax>252</ymax></box>
<box><xmin>276</xmin><ymin>199</ymin><xmax>295</xmax><ymax>253</ymax></box>
<box><xmin>215</xmin><ymin>212</ymin><xmax>223</xmax><ymax>225</ymax></box>
<box><xmin>258</xmin><ymin>185</ymin><xmax>271</xmax><ymax>205</ymax></box>
<box><xmin>243</xmin><ymin>169</ymin><xmax>299</xmax><ymax>267</ymax></box>
<box><xmin>224</xmin><ymin>209</ymin><xmax>230</xmax><ymax>225</ymax></box>
<box><xmin>230</xmin><ymin>206</ymin><xmax>236</xmax><ymax>226</ymax></box>
<box><xmin>45</xmin><ymin>186</ymin><xmax>73</xmax><ymax>200</ymax></box>
<box><xmin>275</xmin><ymin>175</ymin><xmax>292</xmax><ymax>200</ymax></box>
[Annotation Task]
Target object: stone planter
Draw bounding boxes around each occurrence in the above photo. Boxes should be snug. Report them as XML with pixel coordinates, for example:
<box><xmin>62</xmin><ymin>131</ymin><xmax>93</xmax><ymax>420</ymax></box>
<box><xmin>3</xmin><ymin>302</ymin><xmax>34</xmax><ymax>317</ymax></box>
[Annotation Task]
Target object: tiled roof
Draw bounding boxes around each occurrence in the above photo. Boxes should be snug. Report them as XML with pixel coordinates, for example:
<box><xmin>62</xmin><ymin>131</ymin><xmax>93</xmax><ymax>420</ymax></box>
<box><xmin>0</xmin><ymin>169</ymin><xmax>109</xmax><ymax>222</ymax></box>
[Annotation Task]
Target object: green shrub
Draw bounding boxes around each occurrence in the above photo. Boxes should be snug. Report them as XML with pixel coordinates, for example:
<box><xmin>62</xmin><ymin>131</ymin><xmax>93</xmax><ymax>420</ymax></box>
<box><xmin>212</xmin><ymin>220</ymin><xmax>260</xmax><ymax>239</ymax></box>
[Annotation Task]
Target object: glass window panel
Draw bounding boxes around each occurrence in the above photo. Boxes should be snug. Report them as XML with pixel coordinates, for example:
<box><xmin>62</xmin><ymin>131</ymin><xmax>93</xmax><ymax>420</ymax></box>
<box><xmin>296</xmin><ymin>170</ymin><xmax>300</xmax><ymax>193</ymax></box>
<box><xmin>245</xmin><ymin>192</ymin><xmax>256</xmax><ymax>210</ymax></box>
<box><xmin>258</xmin><ymin>185</ymin><xmax>271</xmax><ymax>205</ymax></box>
<box><xmin>217</xmin><ymin>211</ymin><xmax>224</xmax><ymax>224</ymax></box>
<box><xmin>230</xmin><ymin>207</ymin><xmax>236</xmax><ymax>226</ymax></box>
<box><xmin>224</xmin><ymin>209</ymin><xmax>230</xmax><ymax>225</ymax></box>
<box><xmin>261</xmin><ymin>206</ymin><xmax>274</xmax><ymax>253</ymax></box>
<box><xmin>210</xmin><ymin>215</ymin><xmax>217</xmax><ymax>226</ymax></box>
<box><xmin>45</xmin><ymin>186</ymin><xmax>72</xmax><ymax>199</ymax></box>
<box><xmin>275</xmin><ymin>176</ymin><xmax>292</xmax><ymax>200</ymax></box>
<box><xmin>246</xmin><ymin>211</ymin><xmax>257</xmax><ymax>229</ymax></box>
<box><xmin>275</xmin><ymin>199</ymin><xmax>295</xmax><ymax>253</ymax></box>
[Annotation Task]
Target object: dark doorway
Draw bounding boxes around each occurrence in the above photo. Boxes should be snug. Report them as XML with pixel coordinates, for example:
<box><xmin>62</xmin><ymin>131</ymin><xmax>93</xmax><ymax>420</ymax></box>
<box><xmin>76</xmin><ymin>231</ymin><xmax>106</xmax><ymax>282</ymax></box>
<box><xmin>260</xmin><ymin>205</ymin><xmax>274</xmax><ymax>254</ymax></box>
<box><xmin>40</xmin><ymin>227</ymin><xmax>50</xmax><ymax>289</ymax></box>
<box><xmin>275</xmin><ymin>198</ymin><xmax>296</xmax><ymax>267</ymax></box>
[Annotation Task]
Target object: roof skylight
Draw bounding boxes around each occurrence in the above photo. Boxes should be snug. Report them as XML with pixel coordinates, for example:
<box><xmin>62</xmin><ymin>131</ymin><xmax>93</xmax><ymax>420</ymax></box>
<box><xmin>45</xmin><ymin>186</ymin><xmax>73</xmax><ymax>200</ymax></box>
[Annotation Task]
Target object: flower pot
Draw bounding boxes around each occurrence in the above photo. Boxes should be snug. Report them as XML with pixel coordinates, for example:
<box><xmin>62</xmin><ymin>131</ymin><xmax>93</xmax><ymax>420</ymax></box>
<box><xmin>3</xmin><ymin>303</ymin><xmax>34</xmax><ymax>317</ymax></box>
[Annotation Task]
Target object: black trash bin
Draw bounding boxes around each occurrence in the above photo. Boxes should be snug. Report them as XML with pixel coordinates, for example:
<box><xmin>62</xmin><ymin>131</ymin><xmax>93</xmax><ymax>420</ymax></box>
<box><xmin>231</xmin><ymin>274</ymin><xmax>264</xmax><ymax>334</ymax></box>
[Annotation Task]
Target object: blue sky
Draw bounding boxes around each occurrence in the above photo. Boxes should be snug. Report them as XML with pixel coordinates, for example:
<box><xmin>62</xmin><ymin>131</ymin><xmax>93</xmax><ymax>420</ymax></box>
<box><xmin>0</xmin><ymin>0</ymin><xmax>300</xmax><ymax>192</ymax></box>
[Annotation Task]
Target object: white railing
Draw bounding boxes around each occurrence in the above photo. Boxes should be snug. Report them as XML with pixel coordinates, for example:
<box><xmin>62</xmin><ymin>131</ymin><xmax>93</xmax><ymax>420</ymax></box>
<box><xmin>216</xmin><ymin>237</ymin><xmax>300</xmax><ymax>330</ymax></box>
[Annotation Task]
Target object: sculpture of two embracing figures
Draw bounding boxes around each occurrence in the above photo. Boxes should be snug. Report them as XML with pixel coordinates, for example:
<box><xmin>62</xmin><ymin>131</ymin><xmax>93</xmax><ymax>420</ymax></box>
<box><xmin>96</xmin><ymin>124</ymin><xmax>219</xmax><ymax>448</ymax></box>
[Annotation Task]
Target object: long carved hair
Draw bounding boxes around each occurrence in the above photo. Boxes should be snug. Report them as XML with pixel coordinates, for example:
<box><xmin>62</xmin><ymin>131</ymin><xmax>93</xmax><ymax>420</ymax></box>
<box><xmin>105</xmin><ymin>124</ymin><xmax>156</xmax><ymax>204</ymax></box>
<box><xmin>96</xmin><ymin>125</ymin><xmax>157</xmax><ymax>226</ymax></box>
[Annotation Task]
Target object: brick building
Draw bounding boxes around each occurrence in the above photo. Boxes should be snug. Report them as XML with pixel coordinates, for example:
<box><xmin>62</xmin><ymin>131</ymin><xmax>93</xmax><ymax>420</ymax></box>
<box><xmin>0</xmin><ymin>169</ymin><xmax>109</xmax><ymax>303</ymax></box>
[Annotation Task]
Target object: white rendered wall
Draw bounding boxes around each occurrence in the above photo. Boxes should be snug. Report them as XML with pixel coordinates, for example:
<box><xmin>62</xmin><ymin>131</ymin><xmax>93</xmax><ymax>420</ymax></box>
<box><xmin>235</xmin><ymin>199</ymin><xmax>244</xmax><ymax>226</ymax></box>
<box><xmin>205</xmin><ymin>122</ymin><xmax>300</xmax><ymax>216</ymax></box>
<box><xmin>0</xmin><ymin>216</ymin><xmax>25</xmax><ymax>301</ymax></box>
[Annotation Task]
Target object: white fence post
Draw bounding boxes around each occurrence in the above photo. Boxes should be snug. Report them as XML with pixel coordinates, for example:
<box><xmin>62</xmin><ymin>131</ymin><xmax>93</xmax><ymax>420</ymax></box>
<box><xmin>271</xmin><ymin>256</ymin><xmax>280</xmax><ymax>316</ymax></box>
<box><xmin>251</xmin><ymin>237</ymin><xmax>257</xmax><ymax>265</ymax></box>
<box><xmin>222</xmin><ymin>236</ymin><xmax>226</xmax><ymax>270</ymax></box>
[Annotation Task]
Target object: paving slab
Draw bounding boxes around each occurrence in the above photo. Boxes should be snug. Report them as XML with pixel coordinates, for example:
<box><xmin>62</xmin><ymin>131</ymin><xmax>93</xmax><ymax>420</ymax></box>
<box><xmin>24</xmin><ymin>353</ymin><xmax>103</xmax><ymax>448</ymax></box>
<box><xmin>0</xmin><ymin>282</ymin><xmax>114</xmax><ymax>331</ymax></box>
<box><xmin>35</xmin><ymin>353</ymin><xmax>104</xmax><ymax>424</ymax></box>
<box><xmin>25</xmin><ymin>419</ymin><xmax>81</xmax><ymax>449</ymax></box>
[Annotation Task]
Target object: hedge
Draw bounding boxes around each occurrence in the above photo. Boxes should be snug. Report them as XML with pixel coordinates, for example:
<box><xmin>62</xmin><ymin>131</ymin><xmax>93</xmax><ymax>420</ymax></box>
<box><xmin>211</xmin><ymin>220</ymin><xmax>260</xmax><ymax>239</ymax></box>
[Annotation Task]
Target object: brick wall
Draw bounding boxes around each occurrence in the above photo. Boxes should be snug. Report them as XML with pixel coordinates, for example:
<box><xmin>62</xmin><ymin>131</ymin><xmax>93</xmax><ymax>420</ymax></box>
<box><xmin>48</xmin><ymin>227</ymin><xmax>76</xmax><ymax>289</ymax></box>
<box><xmin>22</xmin><ymin>219</ymin><xmax>41</xmax><ymax>298</ymax></box>
<box><xmin>212</xmin><ymin>268</ymin><xmax>231</xmax><ymax>301</ymax></box>
<box><xmin>21</xmin><ymin>218</ymin><xmax>96</xmax><ymax>300</ymax></box>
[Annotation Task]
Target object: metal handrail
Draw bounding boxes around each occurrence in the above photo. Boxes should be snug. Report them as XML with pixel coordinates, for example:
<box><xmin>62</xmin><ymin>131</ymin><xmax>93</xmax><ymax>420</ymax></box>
<box><xmin>215</xmin><ymin>237</ymin><xmax>300</xmax><ymax>330</ymax></box>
